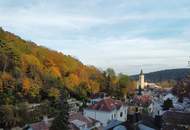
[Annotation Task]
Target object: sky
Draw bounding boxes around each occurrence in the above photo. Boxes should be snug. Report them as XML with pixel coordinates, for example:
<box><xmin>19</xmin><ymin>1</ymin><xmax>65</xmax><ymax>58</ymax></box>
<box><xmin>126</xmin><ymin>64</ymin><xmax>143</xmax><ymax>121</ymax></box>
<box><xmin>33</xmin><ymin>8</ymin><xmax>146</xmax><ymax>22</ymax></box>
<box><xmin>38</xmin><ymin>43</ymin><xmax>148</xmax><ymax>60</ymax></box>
<box><xmin>0</xmin><ymin>0</ymin><xmax>190</xmax><ymax>75</ymax></box>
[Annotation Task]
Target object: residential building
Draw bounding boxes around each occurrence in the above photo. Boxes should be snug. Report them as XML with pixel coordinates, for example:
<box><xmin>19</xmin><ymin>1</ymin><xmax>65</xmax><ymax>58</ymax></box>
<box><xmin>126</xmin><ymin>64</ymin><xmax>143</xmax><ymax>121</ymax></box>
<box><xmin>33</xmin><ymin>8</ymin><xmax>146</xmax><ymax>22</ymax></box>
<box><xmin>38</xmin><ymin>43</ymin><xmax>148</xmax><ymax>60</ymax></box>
<box><xmin>148</xmin><ymin>99</ymin><xmax>165</xmax><ymax>118</ymax></box>
<box><xmin>84</xmin><ymin>98</ymin><xmax>128</xmax><ymax>126</ymax></box>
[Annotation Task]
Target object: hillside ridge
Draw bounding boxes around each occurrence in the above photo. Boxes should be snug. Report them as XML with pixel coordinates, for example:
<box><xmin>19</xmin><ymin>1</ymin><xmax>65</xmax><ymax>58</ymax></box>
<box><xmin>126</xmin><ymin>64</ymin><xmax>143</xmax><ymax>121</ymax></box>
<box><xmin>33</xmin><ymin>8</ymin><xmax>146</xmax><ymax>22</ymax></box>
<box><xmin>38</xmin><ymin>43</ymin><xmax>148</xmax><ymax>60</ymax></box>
<box><xmin>131</xmin><ymin>68</ymin><xmax>190</xmax><ymax>82</ymax></box>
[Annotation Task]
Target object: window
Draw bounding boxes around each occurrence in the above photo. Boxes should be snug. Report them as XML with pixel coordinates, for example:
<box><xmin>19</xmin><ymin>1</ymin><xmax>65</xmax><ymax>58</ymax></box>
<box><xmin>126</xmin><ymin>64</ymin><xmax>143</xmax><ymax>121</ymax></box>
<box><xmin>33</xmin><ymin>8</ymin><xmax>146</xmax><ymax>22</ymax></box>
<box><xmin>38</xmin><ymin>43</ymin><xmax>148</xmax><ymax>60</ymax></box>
<box><xmin>120</xmin><ymin>112</ymin><xmax>123</xmax><ymax>117</ymax></box>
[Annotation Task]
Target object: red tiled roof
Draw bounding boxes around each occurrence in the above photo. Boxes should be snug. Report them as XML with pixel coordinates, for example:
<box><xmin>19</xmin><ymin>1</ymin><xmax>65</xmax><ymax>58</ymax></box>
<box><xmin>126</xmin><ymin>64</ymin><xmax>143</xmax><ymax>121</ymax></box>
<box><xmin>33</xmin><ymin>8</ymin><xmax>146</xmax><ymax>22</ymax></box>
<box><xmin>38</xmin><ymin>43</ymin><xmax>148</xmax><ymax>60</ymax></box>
<box><xmin>87</xmin><ymin>98</ymin><xmax>123</xmax><ymax>112</ymax></box>
<box><xmin>69</xmin><ymin>112</ymin><xmax>99</xmax><ymax>128</ymax></box>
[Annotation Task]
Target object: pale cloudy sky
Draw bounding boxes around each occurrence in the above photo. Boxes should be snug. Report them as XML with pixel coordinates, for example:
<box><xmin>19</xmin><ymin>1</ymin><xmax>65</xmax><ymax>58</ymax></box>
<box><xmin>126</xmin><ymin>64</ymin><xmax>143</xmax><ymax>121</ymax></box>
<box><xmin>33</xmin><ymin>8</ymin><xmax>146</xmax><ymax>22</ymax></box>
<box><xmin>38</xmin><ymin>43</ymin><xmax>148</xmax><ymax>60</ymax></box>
<box><xmin>0</xmin><ymin>0</ymin><xmax>190</xmax><ymax>74</ymax></box>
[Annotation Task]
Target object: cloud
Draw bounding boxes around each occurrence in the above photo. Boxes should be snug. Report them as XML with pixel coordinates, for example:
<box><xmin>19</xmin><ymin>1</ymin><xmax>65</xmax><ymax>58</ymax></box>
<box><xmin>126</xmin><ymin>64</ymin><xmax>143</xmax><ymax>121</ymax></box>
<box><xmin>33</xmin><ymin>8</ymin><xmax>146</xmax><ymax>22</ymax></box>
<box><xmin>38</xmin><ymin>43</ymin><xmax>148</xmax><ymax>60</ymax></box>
<box><xmin>0</xmin><ymin>0</ymin><xmax>190</xmax><ymax>74</ymax></box>
<box><xmin>1</xmin><ymin>0</ymin><xmax>190</xmax><ymax>32</ymax></box>
<box><xmin>39</xmin><ymin>36</ymin><xmax>190</xmax><ymax>74</ymax></box>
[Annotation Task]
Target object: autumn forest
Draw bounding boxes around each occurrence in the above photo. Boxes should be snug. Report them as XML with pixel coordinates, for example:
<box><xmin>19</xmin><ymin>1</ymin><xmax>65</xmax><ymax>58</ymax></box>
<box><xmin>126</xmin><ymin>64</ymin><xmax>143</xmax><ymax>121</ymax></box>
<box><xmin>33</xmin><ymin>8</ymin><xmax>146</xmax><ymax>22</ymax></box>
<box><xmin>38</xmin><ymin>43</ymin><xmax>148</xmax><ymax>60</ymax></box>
<box><xmin>0</xmin><ymin>27</ymin><xmax>136</xmax><ymax>129</ymax></box>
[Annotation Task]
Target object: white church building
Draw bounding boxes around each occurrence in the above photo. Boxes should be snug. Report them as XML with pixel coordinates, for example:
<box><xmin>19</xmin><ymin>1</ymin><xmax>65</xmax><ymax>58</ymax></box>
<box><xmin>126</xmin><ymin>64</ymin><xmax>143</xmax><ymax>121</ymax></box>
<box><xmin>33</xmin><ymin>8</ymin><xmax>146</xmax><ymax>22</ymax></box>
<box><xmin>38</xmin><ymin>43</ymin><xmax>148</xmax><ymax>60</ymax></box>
<box><xmin>83</xmin><ymin>98</ymin><xmax>128</xmax><ymax>126</ymax></box>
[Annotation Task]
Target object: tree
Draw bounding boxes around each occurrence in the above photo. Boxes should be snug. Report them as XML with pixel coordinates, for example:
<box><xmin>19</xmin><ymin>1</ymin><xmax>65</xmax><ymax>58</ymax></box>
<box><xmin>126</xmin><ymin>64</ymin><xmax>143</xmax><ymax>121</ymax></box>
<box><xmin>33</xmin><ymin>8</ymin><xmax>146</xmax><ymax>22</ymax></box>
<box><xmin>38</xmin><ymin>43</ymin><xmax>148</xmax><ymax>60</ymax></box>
<box><xmin>172</xmin><ymin>76</ymin><xmax>190</xmax><ymax>99</ymax></box>
<box><xmin>118</xmin><ymin>74</ymin><xmax>129</xmax><ymax>87</ymax></box>
<box><xmin>22</xmin><ymin>78</ymin><xmax>31</xmax><ymax>94</ymax></box>
<box><xmin>28</xmin><ymin>83</ymin><xmax>41</xmax><ymax>101</ymax></box>
<box><xmin>39</xmin><ymin>100</ymin><xmax>51</xmax><ymax>117</ymax></box>
<box><xmin>16</xmin><ymin>102</ymin><xmax>30</xmax><ymax>126</ymax></box>
<box><xmin>0</xmin><ymin>41</ymin><xmax>9</xmax><ymax>72</ymax></box>
<box><xmin>48</xmin><ymin>87</ymin><xmax>60</xmax><ymax>101</ymax></box>
<box><xmin>65</xmin><ymin>73</ymin><xmax>80</xmax><ymax>91</ymax></box>
<box><xmin>106</xmin><ymin>68</ymin><xmax>116</xmax><ymax>78</ymax></box>
<box><xmin>101</xmin><ymin>68</ymin><xmax>118</xmax><ymax>95</ymax></box>
<box><xmin>89</xmin><ymin>80</ymin><xmax>100</xmax><ymax>94</ymax></box>
<box><xmin>0</xmin><ymin>73</ymin><xmax>16</xmax><ymax>105</ymax></box>
<box><xmin>50</xmin><ymin>89</ymin><xmax>69</xmax><ymax>130</ymax></box>
<box><xmin>0</xmin><ymin>79</ymin><xmax>3</xmax><ymax>92</ymax></box>
<box><xmin>163</xmin><ymin>98</ymin><xmax>173</xmax><ymax>110</ymax></box>
<box><xmin>50</xmin><ymin>66</ymin><xmax>62</xmax><ymax>78</ymax></box>
<box><xmin>0</xmin><ymin>105</ymin><xmax>18</xmax><ymax>130</ymax></box>
<box><xmin>118</xmin><ymin>74</ymin><xmax>130</xmax><ymax>97</ymax></box>
<box><xmin>0</xmin><ymin>51</ymin><xmax>8</xmax><ymax>72</ymax></box>
<box><xmin>75</xmin><ymin>82</ymin><xmax>88</xmax><ymax>98</ymax></box>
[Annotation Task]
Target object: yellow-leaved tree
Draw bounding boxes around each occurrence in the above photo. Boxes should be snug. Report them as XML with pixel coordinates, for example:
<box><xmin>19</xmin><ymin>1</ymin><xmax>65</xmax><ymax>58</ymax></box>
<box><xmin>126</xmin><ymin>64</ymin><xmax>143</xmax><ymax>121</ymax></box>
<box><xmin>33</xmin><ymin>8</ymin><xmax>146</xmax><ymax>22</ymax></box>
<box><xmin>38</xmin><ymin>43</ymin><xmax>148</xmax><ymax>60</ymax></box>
<box><xmin>22</xmin><ymin>78</ymin><xmax>31</xmax><ymax>94</ymax></box>
<box><xmin>65</xmin><ymin>74</ymin><xmax>80</xmax><ymax>90</ymax></box>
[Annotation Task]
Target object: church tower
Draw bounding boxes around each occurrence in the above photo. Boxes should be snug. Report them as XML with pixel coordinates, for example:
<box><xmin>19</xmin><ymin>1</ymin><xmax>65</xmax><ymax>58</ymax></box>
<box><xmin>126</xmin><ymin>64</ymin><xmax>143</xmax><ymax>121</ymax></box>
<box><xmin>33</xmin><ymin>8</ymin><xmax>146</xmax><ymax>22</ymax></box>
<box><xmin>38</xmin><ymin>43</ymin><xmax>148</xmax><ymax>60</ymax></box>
<box><xmin>136</xmin><ymin>69</ymin><xmax>145</xmax><ymax>95</ymax></box>
<box><xmin>139</xmin><ymin>69</ymin><xmax>145</xmax><ymax>89</ymax></box>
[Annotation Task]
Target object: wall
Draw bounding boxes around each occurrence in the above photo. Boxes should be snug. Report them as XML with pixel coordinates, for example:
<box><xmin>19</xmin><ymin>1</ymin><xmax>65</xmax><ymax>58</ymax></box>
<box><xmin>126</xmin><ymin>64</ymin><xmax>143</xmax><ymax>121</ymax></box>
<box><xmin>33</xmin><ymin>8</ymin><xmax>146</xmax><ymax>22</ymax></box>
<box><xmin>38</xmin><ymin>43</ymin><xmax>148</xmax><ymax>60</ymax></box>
<box><xmin>84</xmin><ymin>105</ymin><xmax>128</xmax><ymax>126</ymax></box>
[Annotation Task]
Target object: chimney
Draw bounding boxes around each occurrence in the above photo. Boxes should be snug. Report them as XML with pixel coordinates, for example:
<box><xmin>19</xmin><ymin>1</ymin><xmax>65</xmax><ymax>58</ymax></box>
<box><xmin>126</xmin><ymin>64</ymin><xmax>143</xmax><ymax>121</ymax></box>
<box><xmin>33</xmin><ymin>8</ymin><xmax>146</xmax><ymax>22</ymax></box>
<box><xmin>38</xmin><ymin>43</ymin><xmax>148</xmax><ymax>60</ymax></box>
<box><xmin>43</xmin><ymin>115</ymin><xmax>48</xmax><ymax>125</ymax></box>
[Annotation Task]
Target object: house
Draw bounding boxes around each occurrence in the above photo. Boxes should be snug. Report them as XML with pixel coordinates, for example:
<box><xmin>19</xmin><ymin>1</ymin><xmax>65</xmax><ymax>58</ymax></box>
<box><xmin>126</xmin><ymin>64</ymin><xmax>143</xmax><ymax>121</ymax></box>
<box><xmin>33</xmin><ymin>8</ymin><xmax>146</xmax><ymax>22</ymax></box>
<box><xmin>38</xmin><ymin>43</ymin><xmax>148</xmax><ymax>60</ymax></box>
<box><xmin>69</xmin><ymin>112</ymin><xmax>102</xmax><ymax>130</ymax></box>
<box><xmin>162</xmin><ymin>111</ymin><xmax>190</xmax><ymax>130</ymax></box>
<box><xmin>84</xmin><ymin>98</ymin><xmax>128</xmax><ymax>127</ymax></box>
<box><xmin>148</xmin><ymin>92</ymin><xmax>177</xmax><ymax>118</ymax></box>
<box><xmin>148</xmin><ymin>99</ymin><xmax>165</xmax><ymax>118</ymax></box>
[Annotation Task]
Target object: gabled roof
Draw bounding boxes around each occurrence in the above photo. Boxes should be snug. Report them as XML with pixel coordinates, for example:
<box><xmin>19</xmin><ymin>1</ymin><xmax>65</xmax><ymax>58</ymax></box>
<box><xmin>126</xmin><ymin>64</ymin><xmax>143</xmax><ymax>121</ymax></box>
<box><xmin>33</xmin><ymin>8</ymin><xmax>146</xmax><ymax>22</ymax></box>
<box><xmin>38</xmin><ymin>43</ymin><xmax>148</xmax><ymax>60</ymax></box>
<box><xmin>86</xmin><ymin>98</ymin><xmax>123</xmax><ymax>112</ymax></box>
<box><xmin>69</xmin><ymin>112</ymin><xmax>99</xmax><ymax>128</ymax></box>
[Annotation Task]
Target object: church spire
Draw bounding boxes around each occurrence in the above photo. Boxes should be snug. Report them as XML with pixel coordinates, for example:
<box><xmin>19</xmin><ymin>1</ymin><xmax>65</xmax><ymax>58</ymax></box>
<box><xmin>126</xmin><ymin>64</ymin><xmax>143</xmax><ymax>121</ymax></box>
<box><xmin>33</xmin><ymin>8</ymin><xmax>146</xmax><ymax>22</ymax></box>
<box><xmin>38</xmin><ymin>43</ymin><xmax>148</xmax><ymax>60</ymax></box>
<box><xmin>140</xmin><ymin>69</ymin><xmax>143</xmax><ymax>75</ymax></box>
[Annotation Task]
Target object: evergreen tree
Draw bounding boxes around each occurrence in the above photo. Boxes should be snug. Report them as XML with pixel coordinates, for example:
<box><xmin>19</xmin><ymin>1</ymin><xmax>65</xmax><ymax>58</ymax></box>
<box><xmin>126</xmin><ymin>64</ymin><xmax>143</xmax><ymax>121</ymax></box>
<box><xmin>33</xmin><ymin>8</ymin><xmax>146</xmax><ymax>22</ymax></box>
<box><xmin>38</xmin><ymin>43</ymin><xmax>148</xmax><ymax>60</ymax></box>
<box><xmin>0</xmin><ymin>105</ymin><xmax>18</xmax><ymax>130</ymax></box>
<box><xmin>50</xmin><ymin>89</ymin><xmax>69</xmax><ymax>130</ymax></box>
<box><xmin>163</xmin><ymin>98</ymin><xmax>173</xmax><ymax>110</ymax></box>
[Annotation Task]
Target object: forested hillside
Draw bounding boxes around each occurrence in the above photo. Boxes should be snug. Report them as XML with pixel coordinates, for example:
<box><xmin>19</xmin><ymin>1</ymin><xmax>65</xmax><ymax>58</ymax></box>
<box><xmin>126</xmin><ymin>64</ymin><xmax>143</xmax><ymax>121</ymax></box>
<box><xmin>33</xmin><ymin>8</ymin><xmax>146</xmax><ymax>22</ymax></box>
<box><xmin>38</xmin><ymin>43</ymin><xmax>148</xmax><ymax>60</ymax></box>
<box><xmin>0</xmin><ymin>27</ymin><xmax>105</xmax><ymax>104</ymax></box>
<box><xmin>0</xmin><ymin>27</ymin><xmax>136</xmax><ymax>105</ymax></box>
<box><xmin>131</xmin><ymin>68</ymin><xmax>190</xmax><ymax>83</ymax></box>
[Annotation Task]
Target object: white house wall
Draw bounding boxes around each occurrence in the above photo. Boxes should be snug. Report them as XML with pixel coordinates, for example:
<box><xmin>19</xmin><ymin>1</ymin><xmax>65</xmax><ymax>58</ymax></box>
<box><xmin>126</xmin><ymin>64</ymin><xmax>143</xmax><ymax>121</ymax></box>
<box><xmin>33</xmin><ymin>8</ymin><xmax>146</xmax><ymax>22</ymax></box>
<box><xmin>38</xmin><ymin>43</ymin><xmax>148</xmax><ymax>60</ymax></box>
<box><xmin>84</xmin><ymin>106</ymin><xmax>128</xmax><ymax>126</ymax></box>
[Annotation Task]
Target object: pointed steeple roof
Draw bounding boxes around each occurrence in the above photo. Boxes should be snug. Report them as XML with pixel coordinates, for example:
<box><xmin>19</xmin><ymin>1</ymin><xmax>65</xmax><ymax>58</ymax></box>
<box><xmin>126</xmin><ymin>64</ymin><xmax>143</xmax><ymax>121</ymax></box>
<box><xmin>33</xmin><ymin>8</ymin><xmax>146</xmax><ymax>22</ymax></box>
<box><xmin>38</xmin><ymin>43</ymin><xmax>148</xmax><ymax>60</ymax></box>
<box><xmin>140</xmin><ymin>69</ymin><xmax>143</xmax><ymax>75</ymax></box>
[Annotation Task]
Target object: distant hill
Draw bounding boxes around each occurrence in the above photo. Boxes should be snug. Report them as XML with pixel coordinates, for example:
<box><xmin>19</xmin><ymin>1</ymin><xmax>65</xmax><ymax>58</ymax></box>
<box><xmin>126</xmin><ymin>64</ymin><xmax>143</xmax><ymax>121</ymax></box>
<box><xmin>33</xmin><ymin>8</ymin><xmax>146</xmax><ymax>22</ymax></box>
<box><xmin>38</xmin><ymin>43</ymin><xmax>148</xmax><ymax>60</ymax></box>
<box><xmin>131</xmin><ymin>68</ymin><xmax>190</xmax><ymax>83</ymax></box>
